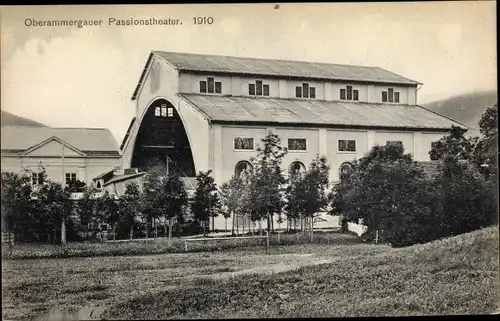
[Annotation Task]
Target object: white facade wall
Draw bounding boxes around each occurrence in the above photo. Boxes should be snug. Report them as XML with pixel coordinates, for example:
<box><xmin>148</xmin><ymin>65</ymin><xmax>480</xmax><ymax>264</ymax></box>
<box><xmin>176</xmin><ymin>72</ymin><xmax>418</xmax><ymax>105</ymax></box>
<box><xmin>1</xmin><ymin>155</ymin><xmax>120</xmax><ymax>185</ymax></box>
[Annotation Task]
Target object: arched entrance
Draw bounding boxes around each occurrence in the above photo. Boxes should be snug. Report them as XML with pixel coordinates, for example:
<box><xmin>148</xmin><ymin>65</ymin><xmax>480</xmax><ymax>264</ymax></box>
<box><xmin>131</xmin><ymin>99</ymin><xmax>196</xmax><ymax>176</ymax></box>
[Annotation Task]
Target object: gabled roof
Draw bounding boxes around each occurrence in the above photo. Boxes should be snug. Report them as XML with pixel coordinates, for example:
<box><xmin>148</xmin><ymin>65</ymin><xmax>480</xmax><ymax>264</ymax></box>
<box><xmin>1</xmin><ymin>126</ymin><xmax>121</xmax><ymax>156</ymax></box>
<box><xmin>20</xmin><ymin>136</ymin><xmax>87</xmax><ymax>157</ymax></box>
<box><xmin>178</xmin><ymin>94</ymin><xmax>467</xmax><ymax>131</ymax></box>
<box><xmin>132</xmin><ymin>51</ymin><xmax>422</xmax><ymax>100</ymax></box>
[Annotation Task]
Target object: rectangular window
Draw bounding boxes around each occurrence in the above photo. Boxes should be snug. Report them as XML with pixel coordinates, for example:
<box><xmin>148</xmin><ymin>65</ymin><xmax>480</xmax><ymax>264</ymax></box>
<box><xmin>338</xmin><ymin>139</ymin><xmax>356</xmax><ymax>152</ymax></box>
<box><xmin>288</xmin><ymin>138</ymin><xmax>307</xmax><ymax>151</ymax></box>
<box><xmin>296</xmin><ymin>86</ymin><xmax>302</xmax><ymax>98</ymax></box>
<box><xmin>394</xmin><ymin>92</ymin><xmax>400</xmax><ymax>103</ymax></box>
<box><xmin>263</xmin><ymin>84</ymin><xmax>270</xmax><ymax>96</ymax></box>
<box><xmin>154</xmin><ymin>107</ymin><xmax>161</xmax><ymax>116</ymax></box>
<box><xmin>200</xmin><ymin>81</ymin><xmax>207</xmax><ymax>93</ymax></box>
<box><xmin>215</xmin><ymin>82</ymin><xmax>222</xmax><ymax>94</ymax></box>
<box><xmin>249</xmin><ymin>83</ymin><xmax>255</xmax><ymax>95</ymax></box>
<box><xmin>353</xmin><ymin>89</ymin><xmax>359</xmax><ymax>101</ymax></box>
<box><xmin>234</xmin><ymin>137</ymin><xmax>254</xmax><ymax>150</ymax></box>
<box><xmin>65</xmin><ymin>173</ymin><xmax>77</xmax><ymax>185</ymax></box>
<box><xmin>167</xmin><ymin>107</ymin><xmax>174</xmax><ymax>117</ymax></box>
<box><xmin>382</xmin><ymin>91</ymin><xmax>388</xmax><ymax>102</ymax></box>
<box><xmin>387</xmin><ymin>141</ymin><xmax>403</xmax><ymax>149</ymax></box>
<box><xmin>207</xmin><ymin>77</ymin><xmax>215</xmax><ymax>93</ymax></box>
<box><xmin>388</xmin><ymin>88</ymin><xmax>394</xmax><ymax>102</ymax></box>
<box><xmin>340</xmin><ymin>89</ymin><xmax>346</xmax><ymax>100</ymax></box>
<box><xmin>303</xmin><ymin>83</ymin><xmax>309</xmax><ymax>98</ymax></box>
<box><xmin>32</xmin><ymin>172</ymin><xmax>43</xmax><ymax>185</ymax></box>
<box><xmin>346</xmin><ymin>86</ymin><xmax>353</xmax><ymax>100</ymax></box>
<box><xmin>161</xmin><ymin>105</ymin><xmax>167</xmax><ymax>117</ymax></box>
<box><xmin>256</xmin><ymin>80</ymin><xmax>263</xmax><ymax>96</ymax></box>
<box><xmin>310</xmin><ymin>87</ymin><xmax>316</xmax><ymax>99</ymax></box>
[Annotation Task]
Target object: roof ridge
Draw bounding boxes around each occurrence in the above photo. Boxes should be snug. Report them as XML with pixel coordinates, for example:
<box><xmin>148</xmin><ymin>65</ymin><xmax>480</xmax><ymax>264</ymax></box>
<box><xmin>153</xmin><ymin>50</ymin><xmax>380</xmax><ymax>70</ymax></box>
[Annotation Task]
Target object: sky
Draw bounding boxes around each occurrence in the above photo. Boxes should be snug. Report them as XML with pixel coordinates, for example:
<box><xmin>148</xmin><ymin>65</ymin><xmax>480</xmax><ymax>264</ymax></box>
<box><xmin>1</xmin><ymin>2</ymin><xmax>497</xmax><ymax>144</ymax></box>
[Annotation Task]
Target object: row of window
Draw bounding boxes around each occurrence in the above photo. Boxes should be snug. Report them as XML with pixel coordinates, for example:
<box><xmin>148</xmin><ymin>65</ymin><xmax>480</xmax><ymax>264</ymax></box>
<box><xmin>234</xmin><ymin>137</ymin><xmax>404</xmax><ymax>152</ymax></box>
<box><xmin>235</xmin><ymin>160</ymin><xmax>355</xmax><ymax>179</ymax></box>
<box><xmin>31</xmin><ymin>172</ymin><xmax>77</xmax><ymax>186</ymax></box>
<box><xmin>200</xmin><ymin>77</ymin><xmax>222</xmax><ymax>94</ymax></box>
<box><xmin>154</xmin><ymin>104</ymin><xmax>174</xmax><ymax>118</ymax></box>
<box><xmin>198</xmin><ymin>79</ymin><xmax>402</xmax><ymax>104</ymax></box>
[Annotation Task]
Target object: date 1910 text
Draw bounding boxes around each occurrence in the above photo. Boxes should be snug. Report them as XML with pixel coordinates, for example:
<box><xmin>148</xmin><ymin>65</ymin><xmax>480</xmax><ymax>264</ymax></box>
<box><xmin>193</xmin><ymin>17</ymin><xmax>214</xmax><ymax>25</ymax></box>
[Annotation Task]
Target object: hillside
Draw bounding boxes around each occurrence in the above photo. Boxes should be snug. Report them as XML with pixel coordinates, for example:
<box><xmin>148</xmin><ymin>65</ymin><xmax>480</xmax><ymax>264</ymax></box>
<box><xmin>0</xmin><ymin>110</ymin><xmax>47</xmax><ymax>127</ymax></box>
<box><xmin>423</xmin><ymin>91</ymin><xmax>497</xmax><ymax>136</ymax></box>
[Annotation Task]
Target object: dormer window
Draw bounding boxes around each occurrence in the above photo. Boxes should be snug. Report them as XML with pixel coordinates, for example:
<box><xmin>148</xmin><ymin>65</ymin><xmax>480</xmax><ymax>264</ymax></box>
<box><xmin>340</xmin><ymin>86</ymin><xmax>359</xmax><ymax>101</ymax></box>
<box><xmin>296</xmin><ymin>83</ymin><xmax>316</xmax><ymax>99</ymax></box>
<box><xmin>200</xmin><ymin>77</ymin><xmax>222</xmax><ymax>94</ymax></box>
<box><xmin>249</xmin><ymin>80</ymin><xmax>270</xmax><ymax>96</ymax></box>
<box><xmin>382</xmin><ymin>88</ymin><xmax>400</xmax><ymax>103</ymax></box>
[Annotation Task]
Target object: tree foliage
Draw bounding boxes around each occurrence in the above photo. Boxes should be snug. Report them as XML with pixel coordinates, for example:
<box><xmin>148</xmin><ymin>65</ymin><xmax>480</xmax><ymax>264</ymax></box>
<box><xmin>246</xmin><ymin>132</ymin><xmax>288</xmax><ymax>232</ymax></box>
<box><xmin>191</xmin><ymin>170</ymin><xmax>220</xmax><ymax>234</ymax></box>
<box><xmin>117</xmin><ymin>182</ymin><xmax>143</xmax><ymax>239</ymax></box>
<box><xmin>429</xmin><ymin>125</ymin><xmax>477</xmax><ymax>161</ymax></box>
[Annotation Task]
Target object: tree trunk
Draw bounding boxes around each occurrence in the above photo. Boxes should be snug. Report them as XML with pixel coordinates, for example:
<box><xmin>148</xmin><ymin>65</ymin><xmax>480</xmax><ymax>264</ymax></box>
<box><xmin>61</xmin><ymin>218</ymin><xmax>66</xmax><ymax>246</ymax></box>
<box><xmin>231</xmin><ymin>211</ymin><xmax>235</xmax><ymax>236</ymax></box>
<box><xmin>168</xmin><ymin>218</ymin><xmax>173</xmax><ymax>247</ymax></box>
<box><xmin>164</xmin><ymin>216</ymin><xmax>168</xmax><ymax>238</ymax></box>
<box><xmin>212</xmin><ymin>215</ymin><xmax>215</xmax><ymax>233</ymax></box>
<box><xmin>252</xmin><ymin>221</ymin><xmax>255</xmax><ymax>236</ymax></box>
<box><xmin>242</xmin><ymin>216</ymin><xmax>245</xmax><ymax>235</ymax></box>
<box><xmin>224</xmin><ymin>218</ymin><xmax>228</xmax><ymax>236</ymax></box>
<box><xmin>271</xmin><ymin>216</ymin><xmax>274</xmax><ymax>232</ymax></box>
<box><xmin>53</xmin><ymin>224</ymin><xmax>57</xmax><ymax>245</ymax></box>
<box><xmin>154</xmin><ymin>219</ymin><xmax>158</xmax><ymax>239</ymax></box>
<box><xmin>310</xmin><ymin>216</ymin><xmax>314</xmax><ymax>241</ymax></box>
<box><xmin>129</xmin><ymin>225</ymin><xmax>133</xmax><ymax>240</ymax></box>
<box><xmin>236</xmin><ymin>215</ymin><xmax>239</xmax><ymax>236</ymax></box>
<box><xmin>113</xmin><ymin>225</ymin><xmax>116</xmax><ymax>242</ymax></box>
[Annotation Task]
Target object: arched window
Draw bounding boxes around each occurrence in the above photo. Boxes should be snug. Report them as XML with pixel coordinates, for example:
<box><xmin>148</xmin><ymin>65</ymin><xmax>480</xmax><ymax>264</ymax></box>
<box><xmin>339</xmin><ymin>162</ymin><xmax>354</xmax><ymax>177</ymax></box>
<box><xmin>235</xmin><ymin>161</ymin><xmax>253</xmax><ymax>179</ymax></box>
<box><xmin>289</xmin><ymin>161</ymin><xmax>306</xmax><ymax>177</ymax></box>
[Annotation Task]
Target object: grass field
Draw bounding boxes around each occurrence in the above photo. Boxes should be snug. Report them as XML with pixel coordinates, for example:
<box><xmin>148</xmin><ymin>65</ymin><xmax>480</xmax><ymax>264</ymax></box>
<box><xmin>1</xmin><ymin>227</ymin><xmax>498</xmax><ymax>320</ymax></box>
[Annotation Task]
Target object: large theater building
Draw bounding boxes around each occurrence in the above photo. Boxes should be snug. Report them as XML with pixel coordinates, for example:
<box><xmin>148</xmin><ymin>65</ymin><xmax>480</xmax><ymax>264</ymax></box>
<box><xmin>116</xmin><ymin>51</ymin><xmax>464</xmax><ymax>229</ymax></box>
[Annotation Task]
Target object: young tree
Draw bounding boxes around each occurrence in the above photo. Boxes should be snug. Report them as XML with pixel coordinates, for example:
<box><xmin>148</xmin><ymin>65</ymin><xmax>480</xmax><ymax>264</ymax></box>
<box><xmin>1</xmin><ymin>170</ymin><xmax>34</xmax><ymax>245</ymax></box>
<box><xmin>77</xmin><ymin>186</ymin><xmax>98</xmax><ymax>241</ymax></box>
<box><xmin>300</xmin><ymin>156</ymin><xmax>330</xmax><ymax>240</ymax></box>
<box><xmin>284</xmin><ymin>170</ymin><xmax>305</xmax><ymax>233</ymax></box>
<box><xmin>142</xmin><ymin>165</ymin><xmax>168</xmax><ymax>238</ymax></box>
<box><xmin>160</xmin><ymin>174</ymin><xmax>188</xmax><ymax>245</ymax></box>
<box><xmin>35</xmin><ymin>181</ymin><xmax>73</xmax><ymax>245</ymax></box>
<box><xmin>191</xmin><ymin>170</ymin><xmax>220</xmax><ymax>235</ymax></box>
<box><xmin>117</xmin><ymin>182</ymin><xmax>143</xmax><ymax>240</ymax></box>
<box><xmin>220</xmin><ymin>175</ymin><xmax>246</xmax><ymax>236</ymax></box>
<box><xmin>94</xmin><ymin>190</ymin><xmax>119</xmax><ymax>241</ymax></box>
<box><xmin>247</xmin><ymin>132</ymin><xmax>287</xmax><ymax>234</ymax></box>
